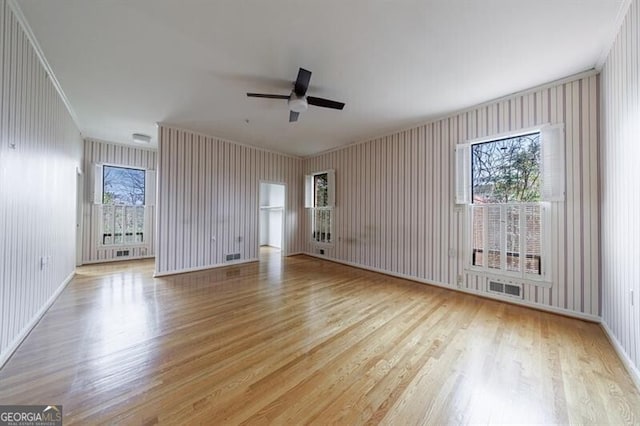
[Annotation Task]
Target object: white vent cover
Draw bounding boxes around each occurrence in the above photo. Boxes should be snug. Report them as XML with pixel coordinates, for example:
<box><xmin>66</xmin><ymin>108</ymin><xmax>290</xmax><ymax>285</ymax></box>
<box><xmin>487</xmin><ymin>279</ymin><xmax>523</xmax><ymax>299</ymax></box>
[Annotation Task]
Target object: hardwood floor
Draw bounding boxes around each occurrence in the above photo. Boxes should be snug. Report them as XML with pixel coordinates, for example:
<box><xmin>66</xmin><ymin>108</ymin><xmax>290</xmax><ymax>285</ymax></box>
<box><xmin>1</xmin><ymin>250</ymin><xmax>639</xmax><ymax>425</ymax></box>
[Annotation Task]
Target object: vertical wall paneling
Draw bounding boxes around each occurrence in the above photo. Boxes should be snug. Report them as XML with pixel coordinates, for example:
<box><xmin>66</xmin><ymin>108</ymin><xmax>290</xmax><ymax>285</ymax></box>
<box><xmin>155</xmin><ymin>126</ymin><xmax>302</xmax><ymax>276</ymax></box>
<box><xmin>303</xmin><ymin>74</ymin><xmax>600</xmax><ymax>318</ymax></box>
<box><xmin>0</xmin><ymin>0</ymin><xmax>82</xmax><ymax>366</ymax></box>
<box><xmin>81</xmin><ymin>138</ymin><xmax>157</xmax><ymax>264</ymax></box>
<box><xmin>601</xmin><ymin>0</ymin><xmax>640</xmax><ymax>385</ymax></box>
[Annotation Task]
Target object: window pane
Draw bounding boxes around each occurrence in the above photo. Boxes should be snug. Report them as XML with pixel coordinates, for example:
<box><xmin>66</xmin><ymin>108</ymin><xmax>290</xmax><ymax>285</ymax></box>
<box><xmin>506</xmin><ymin>205</ymin><xmax>520</xmax><ymax>272</ymax></box>
<box><xmin>472</xmin><ymin>133</ymin><xmax>540</xmax><ymax>203</ymax></box>
<box><xmin>312</xmin><ymin>208</ymin><xmax>332</xmax><ymax>243</ymax></box>
<box><xmin>314</xmin><ymin>173</ymin><xmax>328</xmax><ymax>207</ymax></box>
<box><xmin>487</xmin><ymin>206</ymin><xmax>501</xmax><ymax>270</ymax></box>
<box><xmin>103</xmin><ymin>205</ymin><xmax>114</xmax><ymax>245</ymax></box>
<box><xmin>525</xmin><ymin>205</ymin><xmax>542</xmax><ymax>275</ymax></box>
<box><xmin>472</xmin><ymin>206</ymin><xmax>484</xmax><ymax>267</ymax></box>
<box><xmin>136</xmin><ymin>207</ymin><xmax>145</xmax><ymax>243</ymax></box>
<box><xmin>103</xmin><ymin>165</ymin><xmax>145</xmax><ymax>205</ymax></box>
<box><xmin>125</xmin><ymin>206</ymin><xmax>135</xmax><ymax>244</ymax></box>
<box><xmin>114</xmin><ymin>206</ymin><xmax>124</xmax><ymax>244</ymax></box>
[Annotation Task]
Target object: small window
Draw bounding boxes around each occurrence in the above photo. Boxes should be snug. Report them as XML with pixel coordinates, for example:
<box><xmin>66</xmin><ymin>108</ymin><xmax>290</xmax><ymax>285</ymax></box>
<box><xmin>101</xmin><ymin>165</ymin><xmax>146</xmax><ymax>246</ymax></box>
<box><xmin>305</xmin><ymin>170</ymin><xmax>335</xmax><ymax>244</ymax></box>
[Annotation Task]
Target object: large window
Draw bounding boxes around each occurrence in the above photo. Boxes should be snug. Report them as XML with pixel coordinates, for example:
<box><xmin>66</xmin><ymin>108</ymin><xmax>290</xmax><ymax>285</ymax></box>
<box><xmin>471</xmin><ymin>133</ymin><xmax>542</xmax><ymax>276</ymax></box>
<box><xmin>456</xmin><ymin>126</ymin><xmax>564</xmax><ymax>282</ymax></box>
<box><xmin>305</xmin><ymin>170</ymin><xmax>335</xmax><ymax>244</ymax></box>
<box><xmin>96</xmin><ymin>165</ymin><xmax>149</xmax><ymax>246</ymax></box>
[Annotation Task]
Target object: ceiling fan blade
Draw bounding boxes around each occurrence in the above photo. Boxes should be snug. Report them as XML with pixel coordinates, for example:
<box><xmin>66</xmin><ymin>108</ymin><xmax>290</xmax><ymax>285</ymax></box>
<box><xmin>307</xmin><ymin>96</ymin><xmax>345</xmax><ymax>110</ymax></box>
<box><xmin>289</xmin><ymin>111</ymin><xmax>299</xmax><ymax>122</ymax></box>
<box><xmin>247</xmin><ymin>93</ymin><xmax>290</xmax><ymax>99</ymax></box>
<box><xmin>294</xmin><ymin>68</ymin><xmax>312</xmax><ymax>96</ymax></box>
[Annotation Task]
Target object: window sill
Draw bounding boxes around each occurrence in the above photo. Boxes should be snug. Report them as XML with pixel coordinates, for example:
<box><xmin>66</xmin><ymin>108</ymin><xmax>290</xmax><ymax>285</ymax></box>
<box><xmin>464</xmin><ymin>268</ymin><xmax>552</xmax><ymax>288</ymax></box>
<box><xmin>311</xmin><ymin>241</ymin><xmax>334</xmax><ymax>248</ymax></box>
<box><xmin>101</xmin><ymin>242</ymin><xmax>149</xmax><ymax>248</ymax></box>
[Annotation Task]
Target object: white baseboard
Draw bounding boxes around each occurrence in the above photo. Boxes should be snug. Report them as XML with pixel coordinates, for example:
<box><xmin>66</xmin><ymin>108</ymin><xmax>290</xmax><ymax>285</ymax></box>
<box><xmin>303</xmin><ymin>252</ymin><xmax>601</xmax><ymax>323</ymax></box>
<box><xmin>601</xmin><ymin>321</ymin><xmax>640</xmax><ymax>391</ymax></box>
<box><xmin>153</xmin><ymin>258</ymin><xmax>259</xmax><ymax>277</ymax></box>
<box><xmin>0</xmin><ymin>270</ymin><xmax>75</xmax><ymax>369</ymax></box>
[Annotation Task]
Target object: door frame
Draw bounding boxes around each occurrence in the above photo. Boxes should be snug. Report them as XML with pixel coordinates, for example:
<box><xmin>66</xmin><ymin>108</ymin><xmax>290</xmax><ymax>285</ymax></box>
<box><xmin>257</xmin><ymin>180</ymin><xmax>287</xmax><ymax>257</ymax></box>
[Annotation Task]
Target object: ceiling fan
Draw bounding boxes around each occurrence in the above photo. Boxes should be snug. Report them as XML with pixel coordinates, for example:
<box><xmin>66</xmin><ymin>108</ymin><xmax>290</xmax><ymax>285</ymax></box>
<box><xmin>247</xmin><ymin>67</ymin><xmax>345</xmax><ymax>122</ymax></box>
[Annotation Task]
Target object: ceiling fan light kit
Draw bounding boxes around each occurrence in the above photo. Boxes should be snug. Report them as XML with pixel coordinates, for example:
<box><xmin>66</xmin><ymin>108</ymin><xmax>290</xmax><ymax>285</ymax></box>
<box><xmin>288</xmin><ymin>94</ymin><xmax>308</xmax><ymax>113</ymax></box>
<box><xmin>247</xmin><ymin>67</ymin><xmax>345</xmax><ymax>122</ymax></box>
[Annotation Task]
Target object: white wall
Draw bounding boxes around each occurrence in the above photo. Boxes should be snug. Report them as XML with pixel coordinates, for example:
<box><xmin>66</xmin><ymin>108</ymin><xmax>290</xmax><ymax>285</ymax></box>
<box><xmin>0</xmin><ymin>0</ymin><xmax>82</xmax><ymax>365</ymax></box>
<box><xmin>155</xmin><ymin>125</ymin><xmax>303</xmax><ymax>275</ymax></box>
<box><xmin>304</xmin><ymin>73</ymin><xmax>600</xmax><ymax>318</ymax></box>
<box><xmin>81</xmin><ymin>138</ymin><xmax>157</xmax><ymax>263</ymax></box>
<box><xmin>601</xmin><ymin>0</ymin><xmax>640</xmax><ymax>384</ymax></box>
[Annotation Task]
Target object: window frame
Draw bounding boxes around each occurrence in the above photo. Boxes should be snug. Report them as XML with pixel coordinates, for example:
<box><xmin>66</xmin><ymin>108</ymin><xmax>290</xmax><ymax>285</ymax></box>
<box><xmin>305</xmin><ymin>169</ymin><xmax>335</xmax><ymax>245</ymax></box>
<box><xmin>94</xmin><ymin>163</ymin><xmax>154</xmax><ymax>248</ymax></box>
<box><xmin>458</xmin><ymin>124</ymin><xmax>562</xmax><ymax>286</ymax></box>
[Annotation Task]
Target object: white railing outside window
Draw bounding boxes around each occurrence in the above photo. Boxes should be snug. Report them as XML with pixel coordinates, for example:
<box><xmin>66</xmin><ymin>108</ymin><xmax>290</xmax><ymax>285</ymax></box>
<box><xmin>311</xmin><ymin>207</ymin><xmax>333</xmax><ymax>244</ymax></box>
<box><xmin>102</xmin><ymin>205</ymin><xmax>146</xmax><ymax>245</ymax></box>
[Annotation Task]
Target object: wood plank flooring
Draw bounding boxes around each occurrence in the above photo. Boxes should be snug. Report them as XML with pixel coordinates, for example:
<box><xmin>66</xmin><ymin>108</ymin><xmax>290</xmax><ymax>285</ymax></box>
<box><xmin>1</xmin><ymin>249</ymin><xmax>639</xmax><ymax>424</ymax></box>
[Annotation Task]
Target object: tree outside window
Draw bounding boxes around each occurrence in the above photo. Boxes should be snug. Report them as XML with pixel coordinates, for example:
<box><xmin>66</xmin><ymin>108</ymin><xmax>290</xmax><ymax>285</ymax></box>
<box><xmin>472</xmin><ymin>133</ymin><xmax>540</xmax><ymax>204</ymax></box>
<box><xmin>103</xmin><ymin>166</ymin><xmax>145</xmax><ymax>205</ymax></box>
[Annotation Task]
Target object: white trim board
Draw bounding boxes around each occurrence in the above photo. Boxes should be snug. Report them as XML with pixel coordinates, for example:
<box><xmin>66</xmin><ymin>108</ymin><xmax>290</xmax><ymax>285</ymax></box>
<box><xmin>595</xmin><ymin>0</ymin><xmax>633</xmax><ymax>69</ymax></box>
<box><xmin>81</xmin><ymin>255</ymin><xmax>154</xmax><ymax>265</ymax></box>
<box><xmin>601</xmin><ymin>321</ymin><xmax>640</xmax><ymax>392</ymax></box>
<box><xmin>0</xmin><ymin>271</ymin><xmax>75</xmax><ymax>369</ymax></box>
<box><xmin>6</xmin><ymin>0</ymin><xmax>81</xmax><ymax>131</ymax></box>
<box><xmin>303</xmin><ymin>252</ymin><xmax>601</xmax><ymax>323</ymax></box>
<box><xmin>307</xmin><ymin>69</ymin><xmax>599</xmax><ymax>159</ymax></box>
<box><xmin>157</xmin><ymin>123</ymin><xmax>302</xmax><ymax>160</ymax></box>
<box><xmin>153</xmin><ymin>258</ymin><xmax>259</xmax><ymax>277</ymax></box>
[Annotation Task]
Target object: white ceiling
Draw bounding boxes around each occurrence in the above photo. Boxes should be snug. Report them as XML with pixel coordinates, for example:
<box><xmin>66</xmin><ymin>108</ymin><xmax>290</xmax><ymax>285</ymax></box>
<box><xmin>17</xmin><ymin>0</ymin><xmax>623</xmax><ymax>157</ymax></box>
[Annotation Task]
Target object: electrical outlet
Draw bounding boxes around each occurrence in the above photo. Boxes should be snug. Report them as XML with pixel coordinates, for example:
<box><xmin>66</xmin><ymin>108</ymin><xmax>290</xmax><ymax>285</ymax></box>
<box><xmin>457</xmin><ymin>274</ymin><xmax>463</xmax><ymax>287</ymax></box>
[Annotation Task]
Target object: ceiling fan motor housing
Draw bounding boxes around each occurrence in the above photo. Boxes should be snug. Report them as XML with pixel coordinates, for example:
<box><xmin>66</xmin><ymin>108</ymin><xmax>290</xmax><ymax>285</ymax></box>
<box><xmin>288</xmin><ymin>93</ymin><xmax>308</xmax><ymax>113</ymax></box>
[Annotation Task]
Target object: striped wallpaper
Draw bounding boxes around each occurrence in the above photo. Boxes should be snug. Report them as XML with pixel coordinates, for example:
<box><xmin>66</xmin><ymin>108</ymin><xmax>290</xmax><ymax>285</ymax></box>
<box><xmin>304</xmin><ymin>73</ymin><xmax>600</xmax><ymax>318</ymax></box>
<box><xmin>155</xmin><ymin>125</ymin><xmax>303</xmax><ymax>276</ymax></box>
<box><xmin>81</xmin><ymin>138</ymin><xmax>157</xmax><ymax>263</ymax></box>
<box><xmin>601</xmin><ymin>0</ymin><xmax>640</xmax><ymax>383</ymax></box>
<box><xmin>0</xmin><ymin>0</ymin><xmax>82</xmax><ymax>365</ymax></box>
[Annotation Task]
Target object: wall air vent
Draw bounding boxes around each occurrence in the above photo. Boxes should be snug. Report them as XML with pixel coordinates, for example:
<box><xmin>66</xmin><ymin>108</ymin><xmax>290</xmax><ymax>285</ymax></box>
<box><xmin>487</xmin><ymin>279</ymin><xmax>523</xmax><ymax>299</ymax></box>
<box><xmin>225</xmin><ymin>253</ymin><xmax>241</xmax><ymax>261</ymax></box>
<box><xmin>116</xmin><ymin>249</ymin><xmax>130</xmax><ymax>257</ymax></box>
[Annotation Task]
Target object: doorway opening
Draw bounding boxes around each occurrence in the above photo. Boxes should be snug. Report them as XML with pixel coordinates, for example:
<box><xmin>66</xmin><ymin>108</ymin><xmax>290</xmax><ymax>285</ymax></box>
<box><xmin>259</xmin><ymin>182</ymin><xmax>286</xmax><ymax>259</ymax></box>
